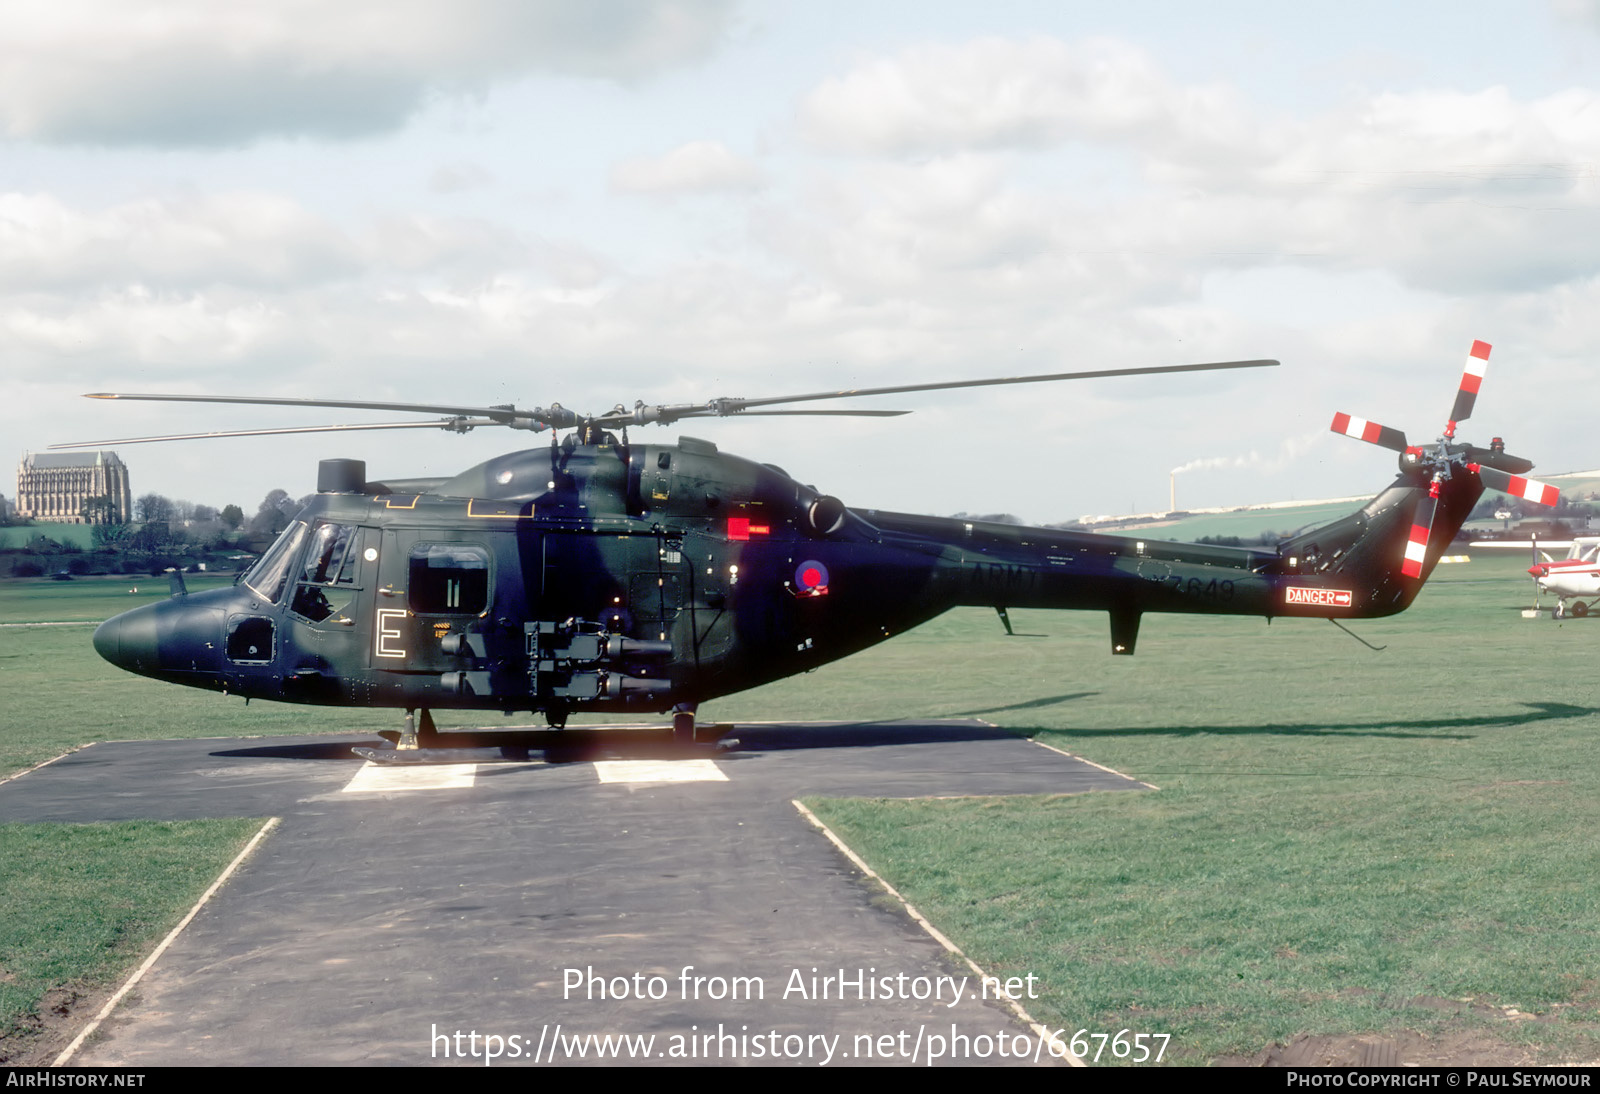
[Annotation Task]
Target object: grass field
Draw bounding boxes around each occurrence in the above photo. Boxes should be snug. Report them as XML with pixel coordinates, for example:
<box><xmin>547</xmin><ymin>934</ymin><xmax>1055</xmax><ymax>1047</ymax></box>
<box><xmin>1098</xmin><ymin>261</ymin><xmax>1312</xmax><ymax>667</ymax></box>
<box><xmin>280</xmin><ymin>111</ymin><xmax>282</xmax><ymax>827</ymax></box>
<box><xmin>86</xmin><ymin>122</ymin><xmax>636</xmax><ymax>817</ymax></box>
<box><xmin>0</xmin><ymin>525</ymin><xmax>97</xmax><ymax>551</ymax></box>
<box><xmin>0</xmin><ymin>577</ymin><xmax>317</xmax><ymax>1059</ymax></box>
<box><xmin>1</xmin><ymin>557</ymin><xmax>1598</xmax><ymax>1064</ymax></box>
<box><xmin>1111</xmin><ymin>500</ymin><xmax>1363</xmax><ymax>543</ymax></box>
<box><xmin>784</xmin><ymin>555</ymin><xmax>1600</xmax><ymax>1065</ymax></box>
<box><xmin>0</xmin><ymin>819</ymin><xmax>264</xmax><ymax>1062</ymax></box>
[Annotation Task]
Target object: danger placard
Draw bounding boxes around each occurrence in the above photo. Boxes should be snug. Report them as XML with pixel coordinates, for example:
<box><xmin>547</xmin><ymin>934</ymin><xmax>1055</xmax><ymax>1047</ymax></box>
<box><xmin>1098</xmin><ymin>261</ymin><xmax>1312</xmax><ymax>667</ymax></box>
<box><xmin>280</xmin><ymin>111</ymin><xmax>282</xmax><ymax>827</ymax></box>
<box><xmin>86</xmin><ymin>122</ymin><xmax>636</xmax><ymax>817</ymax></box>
<box><xmin>1285</xmin><ymin>587</ymin><xmax>1352</xmax><ymax>607</ymax></box>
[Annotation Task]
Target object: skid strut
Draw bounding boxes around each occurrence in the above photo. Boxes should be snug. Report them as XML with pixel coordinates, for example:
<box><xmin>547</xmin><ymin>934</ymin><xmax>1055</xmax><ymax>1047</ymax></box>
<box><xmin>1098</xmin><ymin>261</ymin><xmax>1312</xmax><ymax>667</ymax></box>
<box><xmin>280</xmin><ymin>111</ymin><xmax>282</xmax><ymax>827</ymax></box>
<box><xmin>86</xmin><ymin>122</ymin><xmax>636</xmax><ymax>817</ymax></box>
<box><xmin>672</xmin><ymin>702</ymin><xmax>697</xmax><ymax>746</ymax></box>
<box><xmin>397</xmin><ymin>708</ymin><xmax>442</xmax><ymax>751</ymax></box>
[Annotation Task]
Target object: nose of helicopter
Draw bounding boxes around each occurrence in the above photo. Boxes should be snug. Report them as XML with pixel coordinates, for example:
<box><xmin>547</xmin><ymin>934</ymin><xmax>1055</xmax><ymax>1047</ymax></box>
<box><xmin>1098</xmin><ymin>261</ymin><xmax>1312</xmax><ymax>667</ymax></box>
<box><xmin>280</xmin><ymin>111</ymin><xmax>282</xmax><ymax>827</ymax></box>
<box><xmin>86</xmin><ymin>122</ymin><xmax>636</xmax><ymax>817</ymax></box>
<box><xmin>93</xmin><ymin>605</ymin><xmax>162</xmax><ymax>674</ymax></box>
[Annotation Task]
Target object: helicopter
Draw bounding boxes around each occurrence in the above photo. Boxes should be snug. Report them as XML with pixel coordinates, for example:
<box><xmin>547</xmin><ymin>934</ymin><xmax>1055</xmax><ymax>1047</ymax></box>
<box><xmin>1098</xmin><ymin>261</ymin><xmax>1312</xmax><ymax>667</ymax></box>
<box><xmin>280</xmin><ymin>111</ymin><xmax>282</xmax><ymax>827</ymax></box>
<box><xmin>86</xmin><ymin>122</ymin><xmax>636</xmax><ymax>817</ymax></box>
<box><xmin>61</xmin><ymin>341</ymin><xmax>1559</xmax><ymax>760</ymax></box>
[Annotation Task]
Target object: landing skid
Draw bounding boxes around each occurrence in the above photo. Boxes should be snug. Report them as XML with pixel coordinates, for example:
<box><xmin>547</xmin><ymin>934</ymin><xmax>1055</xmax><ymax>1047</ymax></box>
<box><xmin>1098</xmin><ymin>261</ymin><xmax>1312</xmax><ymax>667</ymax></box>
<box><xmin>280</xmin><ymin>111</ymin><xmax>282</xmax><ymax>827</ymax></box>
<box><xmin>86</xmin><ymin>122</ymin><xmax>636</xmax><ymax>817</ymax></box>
<box><xmin>353</xmin><ymin>745</ymin><xmax>532</xmax><ymax>766</ymax></box>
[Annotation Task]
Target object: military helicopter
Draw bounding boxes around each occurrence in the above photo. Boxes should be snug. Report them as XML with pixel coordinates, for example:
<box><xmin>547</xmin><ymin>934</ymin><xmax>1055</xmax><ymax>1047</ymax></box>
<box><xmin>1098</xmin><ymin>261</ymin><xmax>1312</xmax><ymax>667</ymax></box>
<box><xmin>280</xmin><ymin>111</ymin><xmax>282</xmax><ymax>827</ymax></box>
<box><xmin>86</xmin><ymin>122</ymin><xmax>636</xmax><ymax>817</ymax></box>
<box><xmin>60</xmin><ymin>341</ymin><xmax>1558</xmax><ymax>759</ymax></box>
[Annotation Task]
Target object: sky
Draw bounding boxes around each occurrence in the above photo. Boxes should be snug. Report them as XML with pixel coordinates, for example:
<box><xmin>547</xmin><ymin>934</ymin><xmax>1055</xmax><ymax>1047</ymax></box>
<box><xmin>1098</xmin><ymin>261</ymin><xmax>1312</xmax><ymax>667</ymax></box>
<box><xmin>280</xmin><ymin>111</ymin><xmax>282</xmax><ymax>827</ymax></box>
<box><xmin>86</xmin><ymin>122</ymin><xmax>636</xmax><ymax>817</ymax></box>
<box><xmin>6</xmin><ymin>0</ymin><xmax>1600</xmax><ymax>525</ymax></box>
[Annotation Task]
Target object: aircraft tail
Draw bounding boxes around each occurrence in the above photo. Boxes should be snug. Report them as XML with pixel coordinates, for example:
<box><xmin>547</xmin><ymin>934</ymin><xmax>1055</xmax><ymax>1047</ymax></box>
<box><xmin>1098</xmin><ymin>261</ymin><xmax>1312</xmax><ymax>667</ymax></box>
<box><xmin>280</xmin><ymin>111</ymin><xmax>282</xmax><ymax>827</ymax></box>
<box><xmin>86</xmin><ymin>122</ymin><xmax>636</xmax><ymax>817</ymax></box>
<box><xmin>1292</xmin><ymin>339</ymin><xmax>1560</xmax><ymax>618</ymax></box>
<box><xmin>1274</xmin><ymin>469</ymin><xmax>1481</xmax><ymax>619</ymax></box>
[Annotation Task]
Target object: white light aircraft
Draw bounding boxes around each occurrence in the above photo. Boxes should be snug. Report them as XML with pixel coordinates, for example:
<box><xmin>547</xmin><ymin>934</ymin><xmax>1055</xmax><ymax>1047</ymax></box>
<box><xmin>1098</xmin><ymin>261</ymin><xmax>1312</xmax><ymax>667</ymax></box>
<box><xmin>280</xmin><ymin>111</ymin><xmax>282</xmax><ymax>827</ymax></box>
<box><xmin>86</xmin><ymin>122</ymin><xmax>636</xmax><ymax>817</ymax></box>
<box><xmin>1529</xmin><ymin>536</ymin><xmax>1600</xmax><ymax>617</ymax></box>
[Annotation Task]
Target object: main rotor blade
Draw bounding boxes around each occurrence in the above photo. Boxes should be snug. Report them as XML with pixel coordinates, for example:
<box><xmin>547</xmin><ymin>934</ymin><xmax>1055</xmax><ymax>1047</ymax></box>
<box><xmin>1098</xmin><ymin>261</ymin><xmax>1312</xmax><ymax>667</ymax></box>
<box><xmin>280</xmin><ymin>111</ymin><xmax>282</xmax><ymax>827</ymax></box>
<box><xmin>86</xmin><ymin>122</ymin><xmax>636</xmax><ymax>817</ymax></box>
<box><xmin>728</xmin><ymin>358</ymin><xmax>1278</xmax><ymax>410</ymax></box>
<box><xmin>84</xmin><ymin>392</ymin><xmax>572</xmax><ymax>428</ymax></box>
<box><xmin>672</xmin><ymin>409</ymin><xmax>912</xmax><ymax>419</ymax></box>
<box><xmin>631</xmin><ymin>359</ymin><xmax>1278</xmax><ymax>423</ymax></box>
<box><xmin>50</xmin><ymin>418</ymin><xmax>502</xmax><ymax>449</ymax></box>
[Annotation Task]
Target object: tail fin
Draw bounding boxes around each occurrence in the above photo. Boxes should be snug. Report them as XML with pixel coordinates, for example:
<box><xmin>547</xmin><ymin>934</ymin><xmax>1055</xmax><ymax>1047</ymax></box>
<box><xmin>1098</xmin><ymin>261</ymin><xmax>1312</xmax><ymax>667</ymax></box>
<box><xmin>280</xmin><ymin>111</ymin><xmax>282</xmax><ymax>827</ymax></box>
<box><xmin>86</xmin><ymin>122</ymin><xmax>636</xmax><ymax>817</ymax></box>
<box><xmin>1277</xmin><ymin>469</ymin><xmax>1482</xmax><ymax>619</ymax></box>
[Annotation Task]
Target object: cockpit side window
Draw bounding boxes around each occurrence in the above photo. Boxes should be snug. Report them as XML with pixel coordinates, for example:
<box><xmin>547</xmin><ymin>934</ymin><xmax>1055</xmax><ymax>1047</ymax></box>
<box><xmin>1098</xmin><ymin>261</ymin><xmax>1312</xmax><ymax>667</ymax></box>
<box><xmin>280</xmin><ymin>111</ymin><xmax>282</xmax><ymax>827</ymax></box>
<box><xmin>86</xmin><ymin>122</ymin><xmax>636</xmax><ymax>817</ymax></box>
<box><xmin>243</xmin><ymin>521</ymin><xmax>308</xmax><ymax>604</ymax></box>
<box><xmin>290</xmin><ymin>522</ymin><xmax>362</xmax><ymax>623</ymax></box>
<box><xmin>301</xmin><ymin>522</ymin><xmax>358</xmax><ymax>585</ymax></box>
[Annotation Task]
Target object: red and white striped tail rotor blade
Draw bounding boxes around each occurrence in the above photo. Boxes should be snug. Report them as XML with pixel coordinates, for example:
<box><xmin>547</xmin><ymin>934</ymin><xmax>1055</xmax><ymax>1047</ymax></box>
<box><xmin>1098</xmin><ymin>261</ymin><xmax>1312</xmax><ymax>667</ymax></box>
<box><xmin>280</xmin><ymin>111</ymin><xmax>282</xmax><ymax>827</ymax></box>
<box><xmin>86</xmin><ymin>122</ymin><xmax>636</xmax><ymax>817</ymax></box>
<box><xmin>1401</xmin><ymin>485</ymin><xmax>1440</xmax><ymax>579</ymax></box>
<box><xmin>1445</xmin><ymin>339</ymin><xmax>1490</xmax><ymax>438</ymax></box>
<box><xmin>1470</xmin><ymin>463</ymin><xmax>1561</xmax><ymax>507</ymax></box>
<box><xmin>1330</xmin><ymin>412</ymin><xmax>1408</xmax><ymax>452</ymax></box>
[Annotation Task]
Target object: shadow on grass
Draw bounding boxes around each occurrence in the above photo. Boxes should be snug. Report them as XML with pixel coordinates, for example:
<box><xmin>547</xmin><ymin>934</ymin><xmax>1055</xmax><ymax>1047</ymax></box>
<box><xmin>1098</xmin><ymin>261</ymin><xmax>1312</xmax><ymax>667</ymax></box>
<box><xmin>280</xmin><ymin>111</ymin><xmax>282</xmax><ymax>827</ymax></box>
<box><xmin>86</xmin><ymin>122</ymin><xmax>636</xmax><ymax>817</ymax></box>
<box><xmin>1027</xmin><ymin>701</ymin><xmax>1599</xmax><ymax>741</ymax></box>
<box><xmin>947</xmin><ymin>691</ymin><xmax>1098</xmax><ymax>718</ymax></box>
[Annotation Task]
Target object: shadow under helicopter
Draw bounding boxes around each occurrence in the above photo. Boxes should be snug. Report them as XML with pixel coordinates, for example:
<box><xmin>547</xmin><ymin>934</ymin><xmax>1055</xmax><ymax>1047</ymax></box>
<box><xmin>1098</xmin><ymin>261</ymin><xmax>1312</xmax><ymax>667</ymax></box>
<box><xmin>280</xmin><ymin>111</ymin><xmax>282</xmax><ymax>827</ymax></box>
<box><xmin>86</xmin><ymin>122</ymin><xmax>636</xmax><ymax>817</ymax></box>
<box><xmin>208</xmin><ymin>717</ymin><xmax>1032</xmax><ymax>764</ymax></box>
<box><xmin>205</xmin><ymin>700</ymin><xmax>1593</xmax><ymax>766</ymax></box>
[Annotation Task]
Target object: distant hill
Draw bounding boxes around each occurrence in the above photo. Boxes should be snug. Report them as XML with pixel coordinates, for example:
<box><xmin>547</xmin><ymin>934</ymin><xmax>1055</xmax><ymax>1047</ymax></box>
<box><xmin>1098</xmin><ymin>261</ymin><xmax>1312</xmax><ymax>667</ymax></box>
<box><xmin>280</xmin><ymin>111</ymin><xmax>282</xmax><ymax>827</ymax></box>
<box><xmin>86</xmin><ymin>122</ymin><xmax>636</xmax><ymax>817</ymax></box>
<box><xmin>1062</xmin><ymin>468</ymin><xmax>1600</xmax><ymax>545</ymax></box>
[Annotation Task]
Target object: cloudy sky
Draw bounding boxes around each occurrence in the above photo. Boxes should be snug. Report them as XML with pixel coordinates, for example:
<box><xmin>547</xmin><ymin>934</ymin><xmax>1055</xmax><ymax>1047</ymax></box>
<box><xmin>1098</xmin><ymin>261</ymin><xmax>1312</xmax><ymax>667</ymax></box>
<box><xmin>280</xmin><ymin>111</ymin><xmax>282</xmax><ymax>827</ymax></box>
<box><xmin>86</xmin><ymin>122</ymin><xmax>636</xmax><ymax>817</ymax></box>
<box><xmin>8</xmin><ymin>0</ymin><xmax>1600</xmax><ymax>524</ymax></box>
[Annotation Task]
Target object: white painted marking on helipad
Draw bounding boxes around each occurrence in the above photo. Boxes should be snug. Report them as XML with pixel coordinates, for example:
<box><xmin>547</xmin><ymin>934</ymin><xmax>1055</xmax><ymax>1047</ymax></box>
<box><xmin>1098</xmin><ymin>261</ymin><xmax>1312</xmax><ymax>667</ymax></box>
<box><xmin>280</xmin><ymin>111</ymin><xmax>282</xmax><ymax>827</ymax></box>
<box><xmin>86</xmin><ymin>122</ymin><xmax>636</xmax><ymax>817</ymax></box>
<box><xmin>56</xmin><ymin>817</ymin><xmax>281</xmax><ymax>1066</ymax></box>
<box><xmin>1029</xmin><ymin>738</ymin><xmax>1158</xmax><ymax>790</ymax></box>
<box><xmin>593</xmin><ymin>759</ymin><xmax>727</xmax><ymax>784</ymax></box>
<box><xmin>792</xmin><ymin>801</ymin><xmax>1082</xmax><ymax>1067</ymax></box>
<box><xmin>341</xmin><ymin>762</ymin><xmax>478</xmax><ymax>792</ymax></box>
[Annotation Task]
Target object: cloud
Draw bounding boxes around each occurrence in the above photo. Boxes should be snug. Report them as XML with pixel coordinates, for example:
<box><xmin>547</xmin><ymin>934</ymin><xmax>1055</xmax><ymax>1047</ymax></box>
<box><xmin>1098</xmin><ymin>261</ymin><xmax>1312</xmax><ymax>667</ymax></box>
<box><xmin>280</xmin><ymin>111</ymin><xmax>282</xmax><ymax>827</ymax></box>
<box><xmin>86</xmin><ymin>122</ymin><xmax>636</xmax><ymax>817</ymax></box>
<box><xmin>794</xmin><ymin>37</ymin><xmax>1600</xmax><ymax>296</ymax></box>
<box><xmin>13</xmin><ymin>30</ymin><xmax>1600</xmax><ymax>520</ymax></box>
<box><xmin>611</xmin><ymin>140</ymin><xmax>766</xmax><ymax>194</ymax></box>
<box><xmin>0</xmin><ymin>0</ymin><xmax>737</xmax><ymax>146</ymax></box>
<box><xmin>1552</xmin><ymin>0</ymin><xmax>1600</xmax><ymax>30</ymax></box>
<box><xmin>0</xmin><ymin>192</ymin><xmax>362</xmax><ymax>290</ymax></box>
<box><xmin>0</xmin><ymin>190</ymin><xmax>579</xmax><ymax>299</ymax></box>
<box><xmin>428</xmin><ymin>163</ymin><xmax>493</xmax><ymax>195</ymax></box>
<box><xmin>2</xmin><ymin>287</ymin><xmax>297</xmax><ymax>370</ymax></box>
<box><xmin>798</xmin><ymin>37</ymin><xmax>1248</xmax><ymax>157</ymax></box>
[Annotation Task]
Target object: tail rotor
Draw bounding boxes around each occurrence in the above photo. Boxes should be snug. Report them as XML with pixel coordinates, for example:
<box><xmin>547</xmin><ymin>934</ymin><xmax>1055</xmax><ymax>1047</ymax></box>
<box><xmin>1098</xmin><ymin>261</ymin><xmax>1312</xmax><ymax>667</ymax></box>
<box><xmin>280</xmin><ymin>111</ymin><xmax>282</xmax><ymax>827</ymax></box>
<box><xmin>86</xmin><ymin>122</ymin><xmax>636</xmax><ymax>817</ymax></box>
<box><xmin>1329</xmin><ymin>340</ymin><xmax>1560</xmax><ymax>582</ymax></box>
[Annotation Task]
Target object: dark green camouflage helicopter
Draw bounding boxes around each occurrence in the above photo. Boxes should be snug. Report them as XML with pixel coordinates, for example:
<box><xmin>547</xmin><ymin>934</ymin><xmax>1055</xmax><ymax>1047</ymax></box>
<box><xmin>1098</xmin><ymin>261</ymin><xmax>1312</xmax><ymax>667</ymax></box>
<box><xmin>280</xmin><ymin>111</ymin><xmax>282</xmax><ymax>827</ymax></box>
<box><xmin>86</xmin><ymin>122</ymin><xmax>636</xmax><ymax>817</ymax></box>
<box><xmin>61</xmin><ymin>342</ymin><xmax>1557</xmax><ymax>760</ymax></box>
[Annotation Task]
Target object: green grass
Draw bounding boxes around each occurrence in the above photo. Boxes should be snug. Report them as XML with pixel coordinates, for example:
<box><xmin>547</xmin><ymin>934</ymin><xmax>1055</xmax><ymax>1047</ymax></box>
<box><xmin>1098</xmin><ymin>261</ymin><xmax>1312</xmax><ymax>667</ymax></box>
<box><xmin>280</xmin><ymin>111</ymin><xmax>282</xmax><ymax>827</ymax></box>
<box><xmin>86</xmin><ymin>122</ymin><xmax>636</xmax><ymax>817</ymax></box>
<box><xmin>0</xmin><ymin>819</ymin><xmax>263</xmax><ymax>1060</ymax></box>
<box><xmin>0</xmin><ymin>579</ymin><xmax>279</xmax><ymax>1059</ymax></box>
<box><xmin>0</xmin><ymin>525</ymin><xmax>97</xmax><ymax>551</ymax></box>
<box><xmin>1145</xmin><ymin>501</ymin><xmax>1362</xmax><ymax>543</ymax></box>
<box><xmin>0</xmin><ymin>573</ymin><xmax>238</xmax><ymax>624</ymax></box>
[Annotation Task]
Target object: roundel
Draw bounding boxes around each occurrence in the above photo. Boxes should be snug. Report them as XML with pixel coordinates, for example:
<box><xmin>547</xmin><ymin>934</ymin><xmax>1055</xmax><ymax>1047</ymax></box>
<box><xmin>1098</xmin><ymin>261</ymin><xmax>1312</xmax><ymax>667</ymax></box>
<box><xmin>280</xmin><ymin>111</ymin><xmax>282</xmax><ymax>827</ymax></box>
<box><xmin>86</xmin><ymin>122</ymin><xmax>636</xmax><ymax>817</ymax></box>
<box><xmin>795</xmin><ymin>560</ymin><xmax>829</xmax><ymax>592</ymax></box>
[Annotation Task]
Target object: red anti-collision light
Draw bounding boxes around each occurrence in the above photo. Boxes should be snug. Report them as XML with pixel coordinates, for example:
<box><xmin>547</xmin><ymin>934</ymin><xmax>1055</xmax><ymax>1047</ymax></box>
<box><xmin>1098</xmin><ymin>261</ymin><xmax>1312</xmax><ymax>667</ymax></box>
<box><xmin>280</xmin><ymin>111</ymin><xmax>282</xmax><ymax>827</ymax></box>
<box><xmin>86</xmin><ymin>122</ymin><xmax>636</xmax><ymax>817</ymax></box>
<box><xmin>727</xmin><ymin>517</ymin><xmax>770</xmax><ymax>541</ymax></box>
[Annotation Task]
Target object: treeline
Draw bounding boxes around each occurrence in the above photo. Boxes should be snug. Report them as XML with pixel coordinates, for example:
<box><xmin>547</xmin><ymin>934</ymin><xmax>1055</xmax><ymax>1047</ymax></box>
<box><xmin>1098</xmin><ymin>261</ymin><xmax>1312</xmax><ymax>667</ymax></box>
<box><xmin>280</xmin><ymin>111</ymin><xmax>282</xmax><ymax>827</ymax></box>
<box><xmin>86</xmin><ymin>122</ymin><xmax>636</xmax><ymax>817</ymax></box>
<box><xmin>1467</xmin><ymin>491</ymin><xmax>1596</xmax><ymax>524</ymax></box>
<box><xmin>1</xmin><ymin>488</ymin><xmax>312</xmax><ymax>578</ymax></box>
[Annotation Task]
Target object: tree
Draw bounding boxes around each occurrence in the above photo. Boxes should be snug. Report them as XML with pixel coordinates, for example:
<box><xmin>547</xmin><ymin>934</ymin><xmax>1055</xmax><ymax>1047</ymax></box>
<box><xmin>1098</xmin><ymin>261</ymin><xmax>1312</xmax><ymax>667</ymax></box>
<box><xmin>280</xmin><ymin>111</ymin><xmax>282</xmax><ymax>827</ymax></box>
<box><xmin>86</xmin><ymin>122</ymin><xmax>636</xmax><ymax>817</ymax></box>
<box><xmin>92</xmin><ymin>521</ymin><xmax>132</xmax><ymax>549</ymax></box>
<box><xmin>135</xmin><ymin>494</ymin><xmax>175</xmax><ymax>523</ymax></box>
<box><xmin>81</xmin><ymin>495</ymin><xmax>121</xmax><ymax>524</ymax></box>
<box><xmin>248</xmin><ymin>489</ymin><xmax>293</xmax><ymax>536</ymax></box>
<box><xmin>220</xmin><ymin>504</ymin><xmax>244</xmax><ymax>530</ymax></box>
<box><xmin>131</xmin><ymin>520</ymin><xmax>176</xmax><ymax>552</ymax></box>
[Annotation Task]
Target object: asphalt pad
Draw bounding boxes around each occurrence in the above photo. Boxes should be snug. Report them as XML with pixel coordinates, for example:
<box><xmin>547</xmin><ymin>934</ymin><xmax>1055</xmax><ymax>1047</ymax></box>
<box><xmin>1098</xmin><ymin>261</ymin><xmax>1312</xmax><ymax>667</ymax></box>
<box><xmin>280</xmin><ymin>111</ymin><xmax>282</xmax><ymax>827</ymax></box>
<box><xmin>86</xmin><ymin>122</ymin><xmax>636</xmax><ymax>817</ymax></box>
<box><xmin>0</xmin><ymin>721</ymin><xmax>1147</xmax><ymax>1067</ymax></box>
